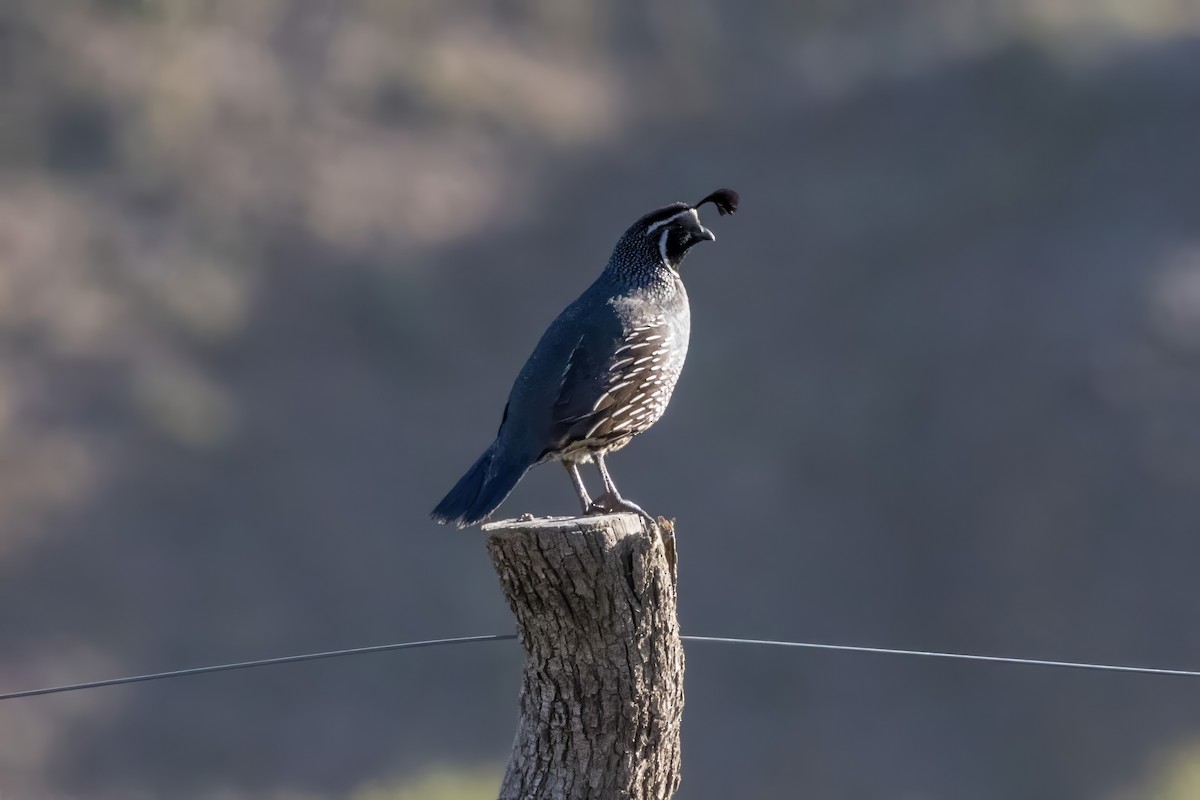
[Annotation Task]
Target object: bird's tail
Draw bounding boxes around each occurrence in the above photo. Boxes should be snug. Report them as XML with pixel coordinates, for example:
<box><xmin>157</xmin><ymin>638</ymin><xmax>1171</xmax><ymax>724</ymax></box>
<box><xmin>431</xmin><ymin>441</ymin><xmax>530</xmax><ymax>528</ymax></box>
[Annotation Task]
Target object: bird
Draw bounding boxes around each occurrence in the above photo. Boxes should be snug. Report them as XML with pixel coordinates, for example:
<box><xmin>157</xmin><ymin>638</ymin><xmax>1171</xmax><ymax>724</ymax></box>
<box><xmin>431</xmin><ymin>188</ymin><xmax>739</xmax><ymax>528</ymax></box>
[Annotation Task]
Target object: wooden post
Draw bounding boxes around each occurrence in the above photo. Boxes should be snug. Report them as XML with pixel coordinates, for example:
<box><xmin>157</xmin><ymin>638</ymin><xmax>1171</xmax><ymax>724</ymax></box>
<box><xmin>482</xmin><ymin>513</ymin><xmax>683</xmax><ymax>800</ymax></box>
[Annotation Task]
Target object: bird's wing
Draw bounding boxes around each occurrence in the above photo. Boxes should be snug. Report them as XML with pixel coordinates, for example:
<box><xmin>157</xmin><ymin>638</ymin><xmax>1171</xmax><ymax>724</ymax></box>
<box><xmin>549</xmin><ymin>329</ymin><xmax>614</xmax><ymax>429</ymax></box>
<box><xmin>496</xmin><ymin>401</ymin><xmax>509</xmax><ymax>436</ymax></box>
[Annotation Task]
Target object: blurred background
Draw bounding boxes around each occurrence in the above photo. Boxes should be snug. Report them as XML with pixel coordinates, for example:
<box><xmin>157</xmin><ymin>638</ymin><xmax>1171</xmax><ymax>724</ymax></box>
<box><xmin>2</xmin><ymin>1</ymin><xmax>1200</xmax><ymax>798</ymax></box>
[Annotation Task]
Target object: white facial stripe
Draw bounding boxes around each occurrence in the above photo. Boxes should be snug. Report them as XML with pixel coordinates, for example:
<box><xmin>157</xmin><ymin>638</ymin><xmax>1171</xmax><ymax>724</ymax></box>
<box><xmin>645</xmin><ymin>208</ymin><xmax>693</xmax><ymax>236</ymax></box>
<box><xmin>658</xmin><ymin>229</ymin><xmax>671</xmax><ymax>265</ymax></box>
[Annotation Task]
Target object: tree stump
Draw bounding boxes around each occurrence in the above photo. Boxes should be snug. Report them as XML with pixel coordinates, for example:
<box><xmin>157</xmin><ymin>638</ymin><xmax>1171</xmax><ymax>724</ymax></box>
<box><xmin>482</xmin><ymin>513</ymin><xmax>683</xmax><ymax>800</ymax></box>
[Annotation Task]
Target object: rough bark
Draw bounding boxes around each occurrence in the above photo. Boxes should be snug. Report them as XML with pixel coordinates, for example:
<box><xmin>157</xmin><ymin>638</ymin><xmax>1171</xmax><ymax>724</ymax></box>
<box><xmin>483</xmin><ymin>513</ymin><xmax>683</xmax><ymax>800</ymax></box>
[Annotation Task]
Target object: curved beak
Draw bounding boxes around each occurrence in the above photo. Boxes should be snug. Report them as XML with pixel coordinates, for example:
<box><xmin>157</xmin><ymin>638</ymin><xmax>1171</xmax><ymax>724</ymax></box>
<box><xmin>697</xmin><ymin>225</ymin><xmax>716</xmax><ymax>243</ymax></box>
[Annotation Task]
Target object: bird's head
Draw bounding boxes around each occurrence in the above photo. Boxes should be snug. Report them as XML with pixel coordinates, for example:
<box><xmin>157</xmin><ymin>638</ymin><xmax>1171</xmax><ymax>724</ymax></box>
<box><xmin>614</xmin><ymin>188</ymin><xmax>739</xmax><ymax>273</ymax></box>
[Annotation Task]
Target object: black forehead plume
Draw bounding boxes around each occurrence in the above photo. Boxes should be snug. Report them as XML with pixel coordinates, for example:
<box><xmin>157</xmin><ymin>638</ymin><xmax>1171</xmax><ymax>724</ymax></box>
<box><xmin>693</xmin><ymin>188</ymin><xmax>739</xmax><ymax>216</ymax></box>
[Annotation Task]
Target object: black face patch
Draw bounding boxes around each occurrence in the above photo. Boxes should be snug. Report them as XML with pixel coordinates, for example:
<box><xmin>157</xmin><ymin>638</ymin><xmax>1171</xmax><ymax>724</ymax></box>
<box><xmin>655</xmin><ymin>211</ymin><xmax>714</xmax><ymax>268</ymax></box>
<box><xmin>661</xmin><ymin>226</ymin><xmax>695</xmax><ymax>266</ymax></box>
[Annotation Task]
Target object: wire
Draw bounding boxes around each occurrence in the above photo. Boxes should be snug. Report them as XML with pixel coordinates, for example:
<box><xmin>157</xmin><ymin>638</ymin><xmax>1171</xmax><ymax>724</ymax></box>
<box><xmin>0</xmin><ymin>634</ymin><xmax>517</xmax><ymax>701</ymax></box>
<box><xmin>3</xmin><ymin>633</ymin><xmax>1198</xmax><ymax>702</ymax></box>
<box><xmin>681</xmin><ymin>636</ymin><xmax>1200</xmax><ymax>678</ymax></box>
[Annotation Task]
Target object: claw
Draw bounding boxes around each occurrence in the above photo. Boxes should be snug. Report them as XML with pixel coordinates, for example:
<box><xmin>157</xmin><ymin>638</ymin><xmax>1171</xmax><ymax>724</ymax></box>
<box><xmin>586</xmin><ymin>492</ymin><xmax>655</xmax><ymax>526</ymax></box>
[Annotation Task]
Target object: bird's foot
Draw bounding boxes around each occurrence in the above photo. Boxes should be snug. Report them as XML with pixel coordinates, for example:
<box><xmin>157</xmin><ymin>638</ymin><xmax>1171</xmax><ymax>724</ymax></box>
<box><xmin>586</xmin><ymin>492</ymin><xmax>656</xmax><ymax>526</ymax></box>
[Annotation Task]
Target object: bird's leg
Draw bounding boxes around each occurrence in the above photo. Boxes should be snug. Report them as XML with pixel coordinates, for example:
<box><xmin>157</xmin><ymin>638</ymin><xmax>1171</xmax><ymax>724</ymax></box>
<box><xmin>563</xmin><ymin>460</ymin><xmax>592</xmax><ymax>515</ymax></box>
<box><xmin>587</xmin><ymin>453</ymin><xmax>655</xmax><ymax>525</ymax></box>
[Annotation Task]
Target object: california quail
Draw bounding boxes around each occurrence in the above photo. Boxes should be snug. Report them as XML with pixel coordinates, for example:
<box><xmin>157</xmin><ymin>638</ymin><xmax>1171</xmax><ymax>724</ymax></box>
<box><xmin>431</xmin><ymin>188</ymin><xmax>739</xmax><ymax>528</ymax></box>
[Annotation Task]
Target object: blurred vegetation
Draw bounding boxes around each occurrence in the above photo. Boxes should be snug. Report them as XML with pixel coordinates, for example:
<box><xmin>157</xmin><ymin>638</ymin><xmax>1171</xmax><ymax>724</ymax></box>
<box><xmin>350</xmin><ymin>764</ymin><xmax>503</xmax><ymax>800</ymax></box>
<box><xmin>1</xmin><ymin>1</ymin><xmax>1200</xmax><ymax>799</ymax></box>
<box><xmin>1116</xmin><ymin>740</ymin><xmax>1200</xmax><ymax>800</ymax></box>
